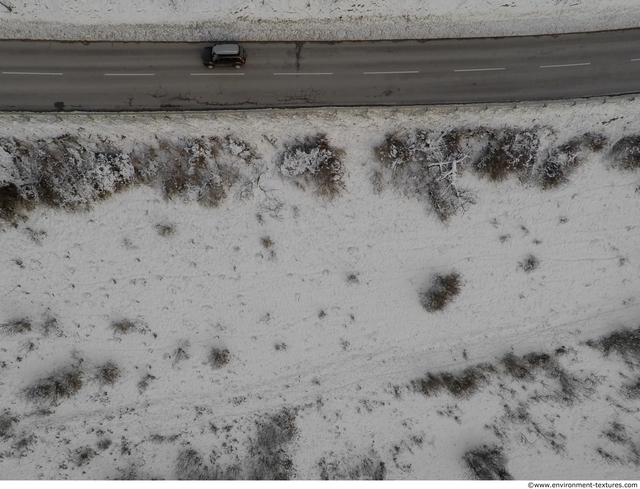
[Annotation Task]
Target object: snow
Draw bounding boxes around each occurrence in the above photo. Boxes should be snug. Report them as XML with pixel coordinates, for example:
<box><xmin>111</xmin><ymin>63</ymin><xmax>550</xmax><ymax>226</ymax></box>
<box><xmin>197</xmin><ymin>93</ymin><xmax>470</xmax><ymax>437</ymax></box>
<box><xmin>1</xmin><ymin>98</ymin><xmax>640</xmax><ymax>479</ymax></box>
<box><xmin>0</xmin><ymin>0</ymin><xmax>639</xmax><ymax>41</ymax></box>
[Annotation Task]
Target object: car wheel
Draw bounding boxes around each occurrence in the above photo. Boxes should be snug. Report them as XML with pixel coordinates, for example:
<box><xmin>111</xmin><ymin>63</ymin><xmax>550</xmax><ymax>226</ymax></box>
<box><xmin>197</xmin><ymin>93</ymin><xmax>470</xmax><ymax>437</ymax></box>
<box><xmin>234</xmin><ymin>63</ymin><xmax>242</xmax><ymax>69</ymax></box>
<box><xmin>208</xmin><ymin>65</ymin><xmax>214</xmax><ymax>69</ymax></box>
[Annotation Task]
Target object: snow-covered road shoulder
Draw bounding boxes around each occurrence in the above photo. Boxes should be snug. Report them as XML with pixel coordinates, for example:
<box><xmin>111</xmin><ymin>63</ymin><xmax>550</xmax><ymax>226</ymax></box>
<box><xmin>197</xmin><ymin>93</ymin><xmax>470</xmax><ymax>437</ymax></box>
<box><xmin>0</xmin><ymin>0</ymin><xmax>639</xmax><ymax>41</ymax></box>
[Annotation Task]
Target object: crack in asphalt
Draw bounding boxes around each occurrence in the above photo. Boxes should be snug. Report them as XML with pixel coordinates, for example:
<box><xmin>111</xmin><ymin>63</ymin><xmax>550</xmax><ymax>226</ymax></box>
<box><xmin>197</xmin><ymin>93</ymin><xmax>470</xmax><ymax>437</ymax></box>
<box><xmin>295</xmin><ymin>42</ymin><xmax>303</xmax><ymax>72</ymax></box>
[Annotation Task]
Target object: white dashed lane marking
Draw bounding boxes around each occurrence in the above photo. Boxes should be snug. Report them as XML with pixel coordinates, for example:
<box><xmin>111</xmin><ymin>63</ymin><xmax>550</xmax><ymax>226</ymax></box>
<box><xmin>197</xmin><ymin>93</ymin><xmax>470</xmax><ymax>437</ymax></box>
<box><xmin>3</xmin><ymin>72</ymin><xmax>63</xmax><ymax>75</ymax></box>
<box><xmin>539</xmin><ymin>63</ymin><xmax>591</xmax><ymax>69</ymax></box>
<box><xmin>363</xmin><ymin>71</ymin><xmax>419</xmax><ymax>75</ymax></box>
<box><xmin>454</xmin><ymin>67</ymin><xmax>506</xmax><ymax>72</ymax></box>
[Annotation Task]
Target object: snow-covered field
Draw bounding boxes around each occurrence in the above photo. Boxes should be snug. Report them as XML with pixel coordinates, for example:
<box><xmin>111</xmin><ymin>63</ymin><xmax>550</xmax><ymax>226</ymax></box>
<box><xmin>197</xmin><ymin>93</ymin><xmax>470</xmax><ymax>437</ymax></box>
<box><xmin>1</xmin><ymin>98</ymin><xmax>640</xmax><ymax>479</ymax></box>
<box><xmin>0</xmin><ymin>0</ymin><xmax>639</xmax><ymax>41</ymax></box>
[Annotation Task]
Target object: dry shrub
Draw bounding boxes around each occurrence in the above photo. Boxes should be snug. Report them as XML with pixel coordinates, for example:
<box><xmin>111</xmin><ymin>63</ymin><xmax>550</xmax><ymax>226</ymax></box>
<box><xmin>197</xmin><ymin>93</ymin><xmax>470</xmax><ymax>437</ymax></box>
<box><xmin>411</xmin><ymin>365</ymin><xmax>491</xmax><ymax>399</ymax></box>
<box><xmin>41</xmin><ymin>317</ymin><xmax>64</xmax><ymax>337</ymax></box>
<box><xmin>622</xmin><ymin>378</ymin><xmax>640</xmax><ymax>400</ymax></box>
<box><xmin>138</xmin><ymin>374</ymin><xmax>156</xmax><ymax>393</ymax></box>
<box><xmin>172</xmin><ymin>341</ymin><xmax>190</xmax><ymax>366</ymax></box>
<box><xmin>582</xmin><ymin>132</ymin><xmax>608</xmax><ymax>152</ymax></box>
<box><xmin>71</xmin><ymin>446</ymin><xmax>97</xmax><ymax>467</ymax></box>
<box><xmin>279</xmin><ymin>134</ymin><xmax>345</xmax><ymax>200</ymax></box>
<box><xmin>176</xmin><ymin>448</ymin><xmax>208</xmax><ymax>480</ymax></box>
<box><xmin>24</xmin><ymin>367</ymin><xmax>83</xmax><ymax>406</ymax></box>
<box><xmin>0</xmin><ymin>411</ymin><xmax>19</xmax><ymax>438</ymax></box>
<box><xmin>0</xmin><ymin>318</ymin><xmax>32</xmax><ymax>335</ymax></box>
<box><xmin>156</xmin><ymin>223</ymin><xmax>175</xmax><ymax>237</ymax></box>
<box><xmin>209</xmin><ymin>348</ymin><xmax>230</xmax><ymax>369</ymax></box>
<box><xmin>110</xmin><ymin>319</ymin><xmax>140</xmax><ymax>336</ymax></box>
<box><xmin>175</xmin><ymin>448</ymin><xmax>242</xmax><ymax>480</ymax></box>
<box><xmin>518</xmin><ymin>254</ymin><xmax>539</xmax><ymax>272</ymax></box>
<box><xmin>463</xmin><ymin>445</ymin><xmax>513</xmax><ymax>480</ymax></box>
<box><xmin>539</xmin><ymin>137</ymin><xmax>584</xmax><ymax>189</ymax></box>
<box><xmin>95</xmin><ymin>361</ymin><xmax>121</xmax><ymax>386</ymax></box>
<box><xmin>502</xmin><ymin>351</ymin><xmax>578</xmax><ymax>404</ymax></box>
<box><xmin>586</xmin><ymin>326</ymin><xmax>640</xmax><ymax>364</ymax></box>
<box><xmin>318</xmin><ymin>450</ymin><xmax>386</xmax><ymax>480</ymax></box>
<box><xmin>0</xmin><ymin>183</ymin><xmax>34</xmax><ymax>224</ymax></box>
<box><xmin>420</xmin><ymin>272</ymin><xmax>461</xmax><ymax>312</ymax></box>
<box><xmin>158</xmin><ymin>137</ymin><xmax>241</xmax><ymax>208</ymax></box>
<box><xmin>249</xmin><ymin>408</ymin><xmax>298</xmax><ymax>480</ymax></box>
<box><xmin>473</xmin><ymin>128</ymin><xmax>542</xmax><ymax>182</ymax></box>
<box><xmin>97</xmin><ymin>439</ymin><xmax>112</xmax><ymax>451</ymax></box>
<box><xmin>374</xmin><ymin>129</ymin><xmax>475</xmax><ymax>222</ymax></box>
<box><xmin>610</xmin><ymin>135</ymin><xmax>640</xmax><ymax>171</ymax></box>
<box><xmin>261</xmin><ymin>236</ymin><xmax>274</xmax><ymax>249</ymax></box>
<box><xmin>500</xmin><ymin>352</ymin><xmax>553</xmax><ymax>381</ymax></box>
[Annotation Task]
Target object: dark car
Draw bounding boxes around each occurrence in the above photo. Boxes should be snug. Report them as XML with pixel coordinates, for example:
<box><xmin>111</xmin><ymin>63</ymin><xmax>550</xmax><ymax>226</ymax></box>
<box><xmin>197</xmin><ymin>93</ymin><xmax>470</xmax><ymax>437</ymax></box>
<box><xmin>201</xmin><ymin>43</ymin><xmax>246</xmax><ymax>69</ymax></box>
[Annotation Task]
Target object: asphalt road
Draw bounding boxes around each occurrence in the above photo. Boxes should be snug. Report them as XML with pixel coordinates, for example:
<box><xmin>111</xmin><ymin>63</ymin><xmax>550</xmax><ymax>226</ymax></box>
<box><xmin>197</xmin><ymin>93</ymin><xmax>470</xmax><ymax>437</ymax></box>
<box><xmin>2</xmin><ymin>29</ymin><xmax>640</xmax><ymax>111</ymax></box>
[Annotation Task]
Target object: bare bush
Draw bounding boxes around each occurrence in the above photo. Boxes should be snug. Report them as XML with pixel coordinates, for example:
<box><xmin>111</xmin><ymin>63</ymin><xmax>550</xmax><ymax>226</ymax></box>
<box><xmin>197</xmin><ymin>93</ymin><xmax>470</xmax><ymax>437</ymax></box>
<box><xmin>346</xmin><ymin>273</ymin><xmax>360</xmax><ymax>285</ymax></box>
<box><xmin>0</xmin><ymin>411</ymin><xmax>19</xmax><ymax>438</ymax></box>
<box><xmin>23</xmin><ymin>367</ymin><xmax>83</xmax><ymax>406</ymax></box>
<box><xmin>318</xmin><ymin>450</ymin><xmax>386</xmax><ymax>480</ymax></box>
<box><xmin>138</xmin><ymin>374</ymin><xmax>156</xmax><ymax>393</ymax></box>
<box><xmin>538</xmin><ymin>137</ymin><xmax>585</xmax><ymax>189</ymax></box>
<box><xmin>518</xmin><ymin>254</ymin><xmax>539</xmax><ymax>272</ymax></box>
<box><xmin>97</xmin><ymin>439</ymin><xmax>112</xmax><ymax>451</ymax></box>
<box><xmin>172</xmin><ymin>341</ymin><xmax>190</xmax><ymax>367</ymax></box>
<box><xmin>156</xmin><ymin>223</ymin><xmax>175</xmax><ymax>237</ymax></box>
<box><xmin>586</xmin><ymin>326</ymin><xmax>640</xmax><ymax>364</ymax></box>
<box><xmin>158</xmin><ymin>136</ymin><xmax>245</xmax><ymax>208</ymax></box>
<box><xmin>420</xmin><ymin>272</ymin><xmax>461</xmax><ymax>312</ymax></box>
<box><xmin>463</xmin><ymin>445</ymin><xmax>513</xmax><ymax>480</ymax></box>
<box><xmin>260</xmin><ymin>236</ymin><xmax>274</xmax><ymax>249</ymax></box>
<box><xmin>208</xmin><ymin>348</ymin><xmax>230</xmax><ymax>369</ymax></box>
<box><xmin>374</xmin><ymin>129</ymin><xmax>475</xmax><ymax>221</ymax></box>
<box><xmin>473</xmin><ymin>127</ymin><xmax>542</xmax><ymax>182</ymax></box>
<box><xmin>249</xmin><ymin>408</ymin><xmax>298</xmax><ymax>480</ymax></box>
<box><xmin>94</xmin><ymin>361</ymin><xmax>121</xmax><ymax>386</ymax></box>
<box><xmin>622</xmin><ymin>378</ymin><xmax>640</xmax><ymax>400</ymax></box>
<box><xmin>176</xmin><ymin>448</ymin><xmax>210</xmax><ymax>480</ymax></box>
<box><xmin>610</xmin><ymin>135</ymin><xmax>640</xmax><ymax>171</ymax></box>
<box><xmin>411</xmin><ymin>365</ymin><xmax>492</xmax><ymax>399</ymax></box>
<box><xmin>41</xmin><ymin>317</ymin><xmax>63</xmax><ymax>337</ymax></box>
<box><xmin>0</xmin><ymin>318</ymin><xmax>32</xmax><ymax>335</ymax></box>
<box><xmin>278</xmin><ymin>134</ymin><xmax>345</xmax><ymax>200</ymax></box>
<box><xmin>71</xmin><ymin>446</ymin><xmax>97</xmax><ymax>467</ymax></box>
<box><xmin>0</xmin><ymin>183</ymin><xmax>34</xmax><ymax>224</ymax></box>
<box><xmin>110</xmin><ymin>318</ymin><xmax>143</xmax><ymax>336</ymax></box>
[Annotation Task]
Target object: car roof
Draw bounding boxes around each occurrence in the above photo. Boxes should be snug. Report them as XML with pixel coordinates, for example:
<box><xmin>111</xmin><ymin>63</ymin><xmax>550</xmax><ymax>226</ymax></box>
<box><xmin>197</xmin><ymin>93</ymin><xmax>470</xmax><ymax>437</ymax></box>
<box><xmin>213</xmin><ymin>44</ymin><xmax>240</xmax><ymax>56</ymax></box>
